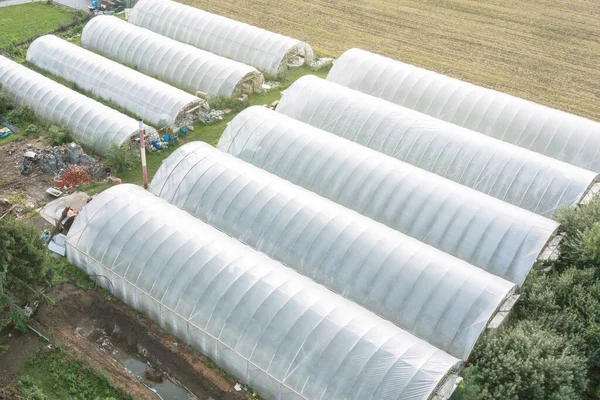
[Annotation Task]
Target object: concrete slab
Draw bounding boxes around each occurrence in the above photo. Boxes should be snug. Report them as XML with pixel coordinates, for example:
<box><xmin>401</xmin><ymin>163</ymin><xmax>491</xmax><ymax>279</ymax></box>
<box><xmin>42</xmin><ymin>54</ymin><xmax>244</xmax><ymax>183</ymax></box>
<box><xmin>40</xmin><ymin>191</ymin><xmax>89</xmax><ymax>225</ymax></box>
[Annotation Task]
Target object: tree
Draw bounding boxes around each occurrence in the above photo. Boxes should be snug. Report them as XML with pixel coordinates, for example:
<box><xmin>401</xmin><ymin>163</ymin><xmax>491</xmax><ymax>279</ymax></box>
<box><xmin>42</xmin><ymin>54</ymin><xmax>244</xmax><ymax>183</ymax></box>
<box><xmin>0</xmin><ymin>218</ymin><xmax>54</xmax><ymax>331</ymax></box>
<box><xmin>453</xmin><ymin>321</ymin><xmax>588</xmax><ymax>400</ymax></box>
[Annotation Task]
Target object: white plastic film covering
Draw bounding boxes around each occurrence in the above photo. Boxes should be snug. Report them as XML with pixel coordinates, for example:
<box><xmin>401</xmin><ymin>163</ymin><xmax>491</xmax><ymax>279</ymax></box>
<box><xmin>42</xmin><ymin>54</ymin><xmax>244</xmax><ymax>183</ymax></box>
<box><xmin>66</xmin><ymin>184</ymin><xmax>460</xmax><ymax>400</ymax></box>
<box><xmin>0</xmin><ymin>55</ymin><xmax>153</xmax><ymax>155</ymax></box>
<box><xmin>218</xmin><ymin>107</ymin><xmax>559</xmax><ymax>286</ymax></box>
<box><xmin>151</xmin><ymin>142</ymin><xmax>516</xmax><ymax>360</ymax></box>
<box><xmin>81</xmin><ymin>16</ymin><xmax>263</xmax><ymax>97</ymax></box>
<box><xmin>327</xmin><ymin>48</ymin><xmax>600</xmax><ymax>173</ymax></box>
<box><xmin>129</xmin><ymin>0</ymin><xmax>314</xmax><ymax>75</ymax></box>
<box><xmin>277</xmin><ymin>76</ymin><xmax>598</xmax><ymax>218</ymax></box>
<box><xmin>27</xmin><ymin>35</ymin><xmax>203</xmax><ymax>128</ymax></box>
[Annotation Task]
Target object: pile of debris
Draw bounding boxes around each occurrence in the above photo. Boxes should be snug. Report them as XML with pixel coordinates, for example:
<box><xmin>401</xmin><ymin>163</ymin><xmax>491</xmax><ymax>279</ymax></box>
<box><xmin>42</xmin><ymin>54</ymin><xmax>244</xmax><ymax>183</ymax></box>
<box><xmin>54</xmin><ymin>166</ymin><xmax>92</xmax><ymax>191</ymax></box>
<box><xmin>308</xmin><ymin>57</ymin><xmax>335</xmax><ymax>70</ymax></box>
<box><xmin>201</xmin><ymin>109</ymin><xmax>225</xmax><ymax>124</ymax></box>
<box><xmin>20</xmin><ymin>142</ymin><xmax>109</xmax><ymax>192</ymax></box>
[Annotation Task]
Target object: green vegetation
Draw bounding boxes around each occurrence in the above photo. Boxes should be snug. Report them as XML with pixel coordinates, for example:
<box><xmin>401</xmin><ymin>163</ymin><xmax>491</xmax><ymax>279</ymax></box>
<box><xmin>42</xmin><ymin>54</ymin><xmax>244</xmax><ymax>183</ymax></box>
<box><xmin>454</xmin><ymin>197</ymin><xmax>600</xmax><ymax>399</ymax></box>
<box><xmin>105</xmin><ymin>145</ymin><xmax>139</xmax><ymax>173</ymax></box>
<box><xmin>0</xmin><ymin>3</ymin><xmax>75</xmax><ymax>50</ymax></box>
<box><xmin>19</xmin><ymin>349</ymin><xmax>132</xmax><ymax>400</ymax></box>
<box><xmin>0</xmin><ymin>218</ymin><xmax>54</xmax><ymax>331</ymax></box>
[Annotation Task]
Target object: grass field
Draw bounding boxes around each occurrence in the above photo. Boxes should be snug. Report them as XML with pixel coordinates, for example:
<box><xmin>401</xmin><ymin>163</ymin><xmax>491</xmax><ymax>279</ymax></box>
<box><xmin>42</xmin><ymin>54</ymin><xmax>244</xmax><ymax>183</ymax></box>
<box><xmin>181</xmin><ymin>0</ymin><xmax>600</xmax><ymax>123</ymax></box>
<box><xmin>0</xmin><ymin>3</ymin><xmax>75</xmax><ymax>49</ymax></box>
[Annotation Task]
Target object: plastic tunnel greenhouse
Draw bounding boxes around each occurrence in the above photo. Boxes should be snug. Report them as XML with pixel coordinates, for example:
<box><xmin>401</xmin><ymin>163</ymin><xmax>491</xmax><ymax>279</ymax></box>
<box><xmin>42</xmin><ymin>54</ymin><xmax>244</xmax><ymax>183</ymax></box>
<box><xmin>81</xmin><ymin>16</ymin><xmax>263</xmax><ymax>97</ymax></box>
<box><xmin>129</xmin><ymin>0</ymin><xmax>314</xmax><ymax>75</ymax></box>
<box><xmin>27</xmin><ymin>35</ymin><xmax>205</xmax><ymax>128</ymax></box>
<box><xmin>66</xmin><ymin>184</ymin><xmax>461</xmax><ymax>400</ymax></box>
<box><xmin>150</xmin><ymin>142</ymin><xmax>516</xmax><ymax>360</ymax></box>
<box><xmin>0</xmin><ymin>55</ymin><xmax>155</xmax><ymax>155</ymax></box>
<box><xmin>218</xmin><ymin>107</ymin><xmax>559</xmax><ymax>286</ymax></box>
<box><xmin>327</xmin><ymin>48</ymin><xmax>600</xmax><ymax>173</ymax></box>
<box><xmin>277</xmin><ymin>76</ymin><xmax>599</xmax><ymax>218</ymax></box>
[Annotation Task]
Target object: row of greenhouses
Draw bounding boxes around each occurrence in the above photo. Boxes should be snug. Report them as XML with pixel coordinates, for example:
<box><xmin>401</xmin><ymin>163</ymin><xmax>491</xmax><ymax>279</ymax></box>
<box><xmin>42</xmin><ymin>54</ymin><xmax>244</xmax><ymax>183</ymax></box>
<box><xmin>0</xmin><ymin>0</ymin><xmax>314</xmax><ymax>154</ymax></box>
<box><xmin>62</xmin><ymin>7</ymin><xmax>600</xmax><ymax>400</ymax></box>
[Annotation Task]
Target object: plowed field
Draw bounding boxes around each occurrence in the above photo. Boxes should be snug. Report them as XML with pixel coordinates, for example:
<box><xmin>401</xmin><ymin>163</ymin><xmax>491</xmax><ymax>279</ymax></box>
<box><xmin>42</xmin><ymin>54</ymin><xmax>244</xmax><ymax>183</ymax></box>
<box><xmin>182</xmin><ymin>0</ymin><xmax>600</xmax><ymax>121</ymax></box>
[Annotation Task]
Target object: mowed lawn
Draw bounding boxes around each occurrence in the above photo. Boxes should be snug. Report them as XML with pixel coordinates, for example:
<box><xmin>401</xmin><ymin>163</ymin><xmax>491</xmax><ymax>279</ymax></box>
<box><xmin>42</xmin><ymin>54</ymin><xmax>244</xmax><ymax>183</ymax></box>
<box><xmin>181</xmin><ymin>0</ymin><xmax>600</xmax><ymax>122</ymax></box>
<box><xmin>0</xmin><ymin>2</ymin><xmax>74</xmax><ymax>49</ymax></box>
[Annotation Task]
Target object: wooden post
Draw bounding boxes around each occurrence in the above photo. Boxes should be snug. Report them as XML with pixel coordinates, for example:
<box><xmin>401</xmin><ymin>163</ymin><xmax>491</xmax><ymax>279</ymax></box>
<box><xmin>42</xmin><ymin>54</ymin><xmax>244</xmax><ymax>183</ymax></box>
<box><xmin>139</xmin><ymin>120</ymin><xmax>148</xmax><ymax>189</ymax></box>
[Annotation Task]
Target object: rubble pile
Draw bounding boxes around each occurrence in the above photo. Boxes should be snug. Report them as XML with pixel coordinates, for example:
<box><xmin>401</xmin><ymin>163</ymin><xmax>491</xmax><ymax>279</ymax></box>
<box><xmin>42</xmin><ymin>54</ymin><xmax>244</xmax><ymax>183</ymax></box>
<box><xmin>19</xmin><ymin>142</ymin><xmax>109</xmax><ymax>192</ymax></box>
<box><xmin>200</xmin><ymin>109</ymin><xmax>225</xmax><ymax>124</ymax></box>
<box><xmin>54</xmin><ymin>166</ymin><xmax>93</xmax><ymax>191</ymax></box>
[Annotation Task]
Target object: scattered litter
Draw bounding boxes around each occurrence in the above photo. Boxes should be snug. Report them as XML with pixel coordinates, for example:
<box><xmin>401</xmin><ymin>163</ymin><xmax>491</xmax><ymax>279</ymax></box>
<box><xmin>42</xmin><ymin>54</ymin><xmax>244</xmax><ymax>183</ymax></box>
<box><xmin>0</xmin><ymin>127</ymin><xmax>11</xmax><ymax>139</ymax></box>
<box><xmin>202</xmin><ymin>110</ymin><xmax>224</xmax><ymax>124</ymax></box>
<box><xmin>172</xmin><ymin>341</ymin><xmax>178</xmax><ymax>346</ymax></box>
<box><xmin>46</xmin><ymin>187</ymin><xmax>63</xmax><ymax>197</ymax></box>
<box><xmin>308</xmin><ymin>57</ymin><xmax>334</xmax><ymax>70</ymax></box>
<box><xmin>234</xmin><ymin>383</ymin><xmax>243</xmax><ymax>391</ymax></box>
<box><xmin>48</xmin><ymin>234</ymin><xmax>67</xmax><ymax>257</ymax></box>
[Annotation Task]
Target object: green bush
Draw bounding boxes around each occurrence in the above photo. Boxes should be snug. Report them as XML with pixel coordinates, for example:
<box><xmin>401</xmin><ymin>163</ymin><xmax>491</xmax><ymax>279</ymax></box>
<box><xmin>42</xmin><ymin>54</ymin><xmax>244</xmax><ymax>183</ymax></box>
<box><xmin>5</xmin><ymin>106</ymin><xmax>37</xmax><ymax>126</ymax></box>
<box><xmin>209</xmin><ymin>95</ymin><xmax>249</xmax><ymax>113</ymax></box>
<box><xmin>555</xmin><ymin>197</ymin><xmax>600</xmax><ymax>272</ymax></box>
<box><xmin>17</xmin><ymin>376</ymin><xmax>48</xmax><ymax>400</ymax></box>
<box><xmin>105</xmin><ymin>144</ymin><xmax>139</xmax><ymax>173</ymax></box>
<box><xmin>0</xmin><ymin>90</ymin><xmax>13</xmax><ymax>115</ymax></box>
<box><xmin>515</xmin><ymin>268</ymin><xmax>600</xmax><ymax>368</ymax></box>
<box><xmin>25</xmin><ymin>124</ymin><xmax>40</xmax><ymax>136</ymax></box>
<box><xmin>453</xmin><ymin>321</ymin><xmax>587</xmax><ymax>400</ymax></box>
<box><xmin>46</xmin><ymin>124</ymin><xmax>72</xmax><ymax>145</ymax></box>
<box><xmin>0</xmin><ymin>218</ymin><xmax>54</xmax><ymax>331</ymax></box>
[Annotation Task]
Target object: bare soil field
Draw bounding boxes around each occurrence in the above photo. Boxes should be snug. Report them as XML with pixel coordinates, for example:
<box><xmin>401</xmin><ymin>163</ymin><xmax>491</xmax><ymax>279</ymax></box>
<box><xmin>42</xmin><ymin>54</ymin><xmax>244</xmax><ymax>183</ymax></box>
<box><xmin>181</xmin><ymin>0</ymin><xmax>600</xmax><ymax>122</ymax></box>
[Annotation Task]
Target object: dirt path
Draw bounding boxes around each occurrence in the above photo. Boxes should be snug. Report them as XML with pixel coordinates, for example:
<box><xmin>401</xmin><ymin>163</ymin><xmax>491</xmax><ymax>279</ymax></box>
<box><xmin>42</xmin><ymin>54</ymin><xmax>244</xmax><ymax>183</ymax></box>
<box><xmin>1</xmin><ymin>283</ymin><xmax>249</xmax><ymax>400</ymax></box>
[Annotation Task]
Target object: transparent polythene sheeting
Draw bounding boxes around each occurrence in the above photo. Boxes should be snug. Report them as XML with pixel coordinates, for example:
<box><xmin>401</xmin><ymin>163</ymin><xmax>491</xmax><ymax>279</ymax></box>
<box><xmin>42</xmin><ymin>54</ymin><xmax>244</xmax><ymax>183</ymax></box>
<box><xmin>81</xmin><ymin>16</ymin><xmax>263</xmax><ymax>97</ymax></box>
<box><xmin>277</xmin><ymin>75</ymin><xmax>598</xmax><ymax>219</ymax></box>
<box><xmin>66</xmin><ymin>184</ymin><xmax>460</xmax><ymax>400</ymax></box>
<box><xmin>0</xmin><ymin>55</ymin><xmax>153</xmax><ymax>155</ymax></box>
<box><xmin>217</xmin><ymin>107</ymin><xmax>559</xmax><ymax>286</ymax></box>
<box><xmin>327</xmin><ymin>48</ymin><xmax>600</xmax><ymax>173</ymax></box>
<box><xmin>150</xmin><ymin>142</ymin><xmax>516</xmax><ymax>360</ymax></box>
<box><xmin>129</xmin><ymin>0</ymin><xmax>313</xmax><ymax>75</ymax></box>
<box><xmin>27</xmin><ymin>35</ymin><xmax>202</xmax><ymax>128</ymax></box>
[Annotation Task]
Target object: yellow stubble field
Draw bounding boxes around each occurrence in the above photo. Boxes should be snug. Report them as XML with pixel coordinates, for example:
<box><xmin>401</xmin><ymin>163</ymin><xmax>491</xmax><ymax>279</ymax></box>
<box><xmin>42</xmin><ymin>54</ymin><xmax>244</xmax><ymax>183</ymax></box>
<box><xmin>181</xmin><ymin>0</ymin><xmax>600</xmax><ymax>121</ymax></box>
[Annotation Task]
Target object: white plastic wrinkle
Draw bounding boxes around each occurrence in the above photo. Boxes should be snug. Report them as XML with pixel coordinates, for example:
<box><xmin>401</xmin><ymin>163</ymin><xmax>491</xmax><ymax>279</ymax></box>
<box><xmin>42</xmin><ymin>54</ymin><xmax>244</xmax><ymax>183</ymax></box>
<box><xmin>0</xmin><ymin>55</ymin><xmax>154</xmax><ymax>155</ymax></box>
<box><xmin>327</xmin><ymin>48</ymin><xmax>600</xmax><ymax>173</ymax></box>
<box><xmin>150</xmin><ymin>142</ymin><xmax>516</xmax><ymax>360</ymax></box>
<box><xmin>129</xmin><ymin>0</ymin><xmax>314</xmax><ymax>75</ymax></box>
<box><xmin>217</xmin><ymin>107</ymin><xmax>559</xmax><ymax>286</ymax></box>
<box><xmin>81</xmin><ymin>16</ymin><xmax>263</xmax><ymax>97</ymax></box>
<box><xmin>277</xmin><ymin>75</ymin><xmax>598</xmax><ymax>219</ymax></box>
<box><xmin>66</xmin><ymin>184</ymin><xmax>461</xmax><ymax>400</ymax></box>
<box><xmin>27</xmin><ymin>35</ymin><xmax>203</xmax><ymax>128</ymax></box>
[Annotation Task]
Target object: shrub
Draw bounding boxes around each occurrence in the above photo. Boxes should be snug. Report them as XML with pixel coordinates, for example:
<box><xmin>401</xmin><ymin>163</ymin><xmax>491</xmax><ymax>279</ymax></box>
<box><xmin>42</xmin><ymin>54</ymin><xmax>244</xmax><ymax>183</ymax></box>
<box><xmin>25</xmin><ymin>124</ymin><xmax>40</xmax><ymax>136</ymax></box>
<box><xmin>555</xmin><ymin>197</ymin><xmax>600</xmax><ymax>272</ymax></box>
<box><xmin>515</xmin><ymin>268</ymin><xmax>600</xmax><ymax>368</ymax></box>
<box><xmin>5</xmin><ymin>106</ymin><xmax>37</xmax><ymax>126</ymax></box>
<box><xmin>46</xmin><ymin>124</ymin><xmax>72</xmax><ymax>145</ymax></box>
<box><xmin>0</xmin><ymin>90</ymin><xmax>13</xmax><ymax>115</ymax></box>
<box><xmin>105</xmin><ymin>144</ymin><xmax>139</xmax><ymax>173</ymax></box>
<box><xmin>17</xmin><ymin>376</ymin><xmax>48</xmax><ymax>400</ymax></box>
<box><xmin>453</xmin><ymin>321</ymin><xmax>588</xmax><ymax>400</ymax></box>
<box><xmin>0</xmin><ymin>219</ymin><xmax>54</xmax><ymax>331</ymax></box>
<box><xmin>209</xmin><ymin>96</ymin><xmax>249</xmax><ymax>113</ymax></box>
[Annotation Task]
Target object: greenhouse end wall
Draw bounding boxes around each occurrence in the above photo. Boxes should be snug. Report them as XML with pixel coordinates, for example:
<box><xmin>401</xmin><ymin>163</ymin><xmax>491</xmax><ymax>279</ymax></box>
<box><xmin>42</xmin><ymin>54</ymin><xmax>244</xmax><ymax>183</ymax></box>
<box><xmin>217</xmin><ymin>107</ymin><xmax>559</xmax><ymax>286</ymax></box>
<box><xmin>0</xmin><ymin>55</ymin><xmax>153</xmax><ymax>155</ymax></box>
<box><xmin>277</xmin><ymin>75</ymin><xmax>599</xmax><ymax>219</ymax></box>
<box><xmin>66</xmin><ymin>184</ymin><xmax>461</xmax><ymax>400</ymax></box>
<box><xmin>327</xmin><ymin>48</ymin><xmax>600</xmax><ymax>173</ymax></box>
